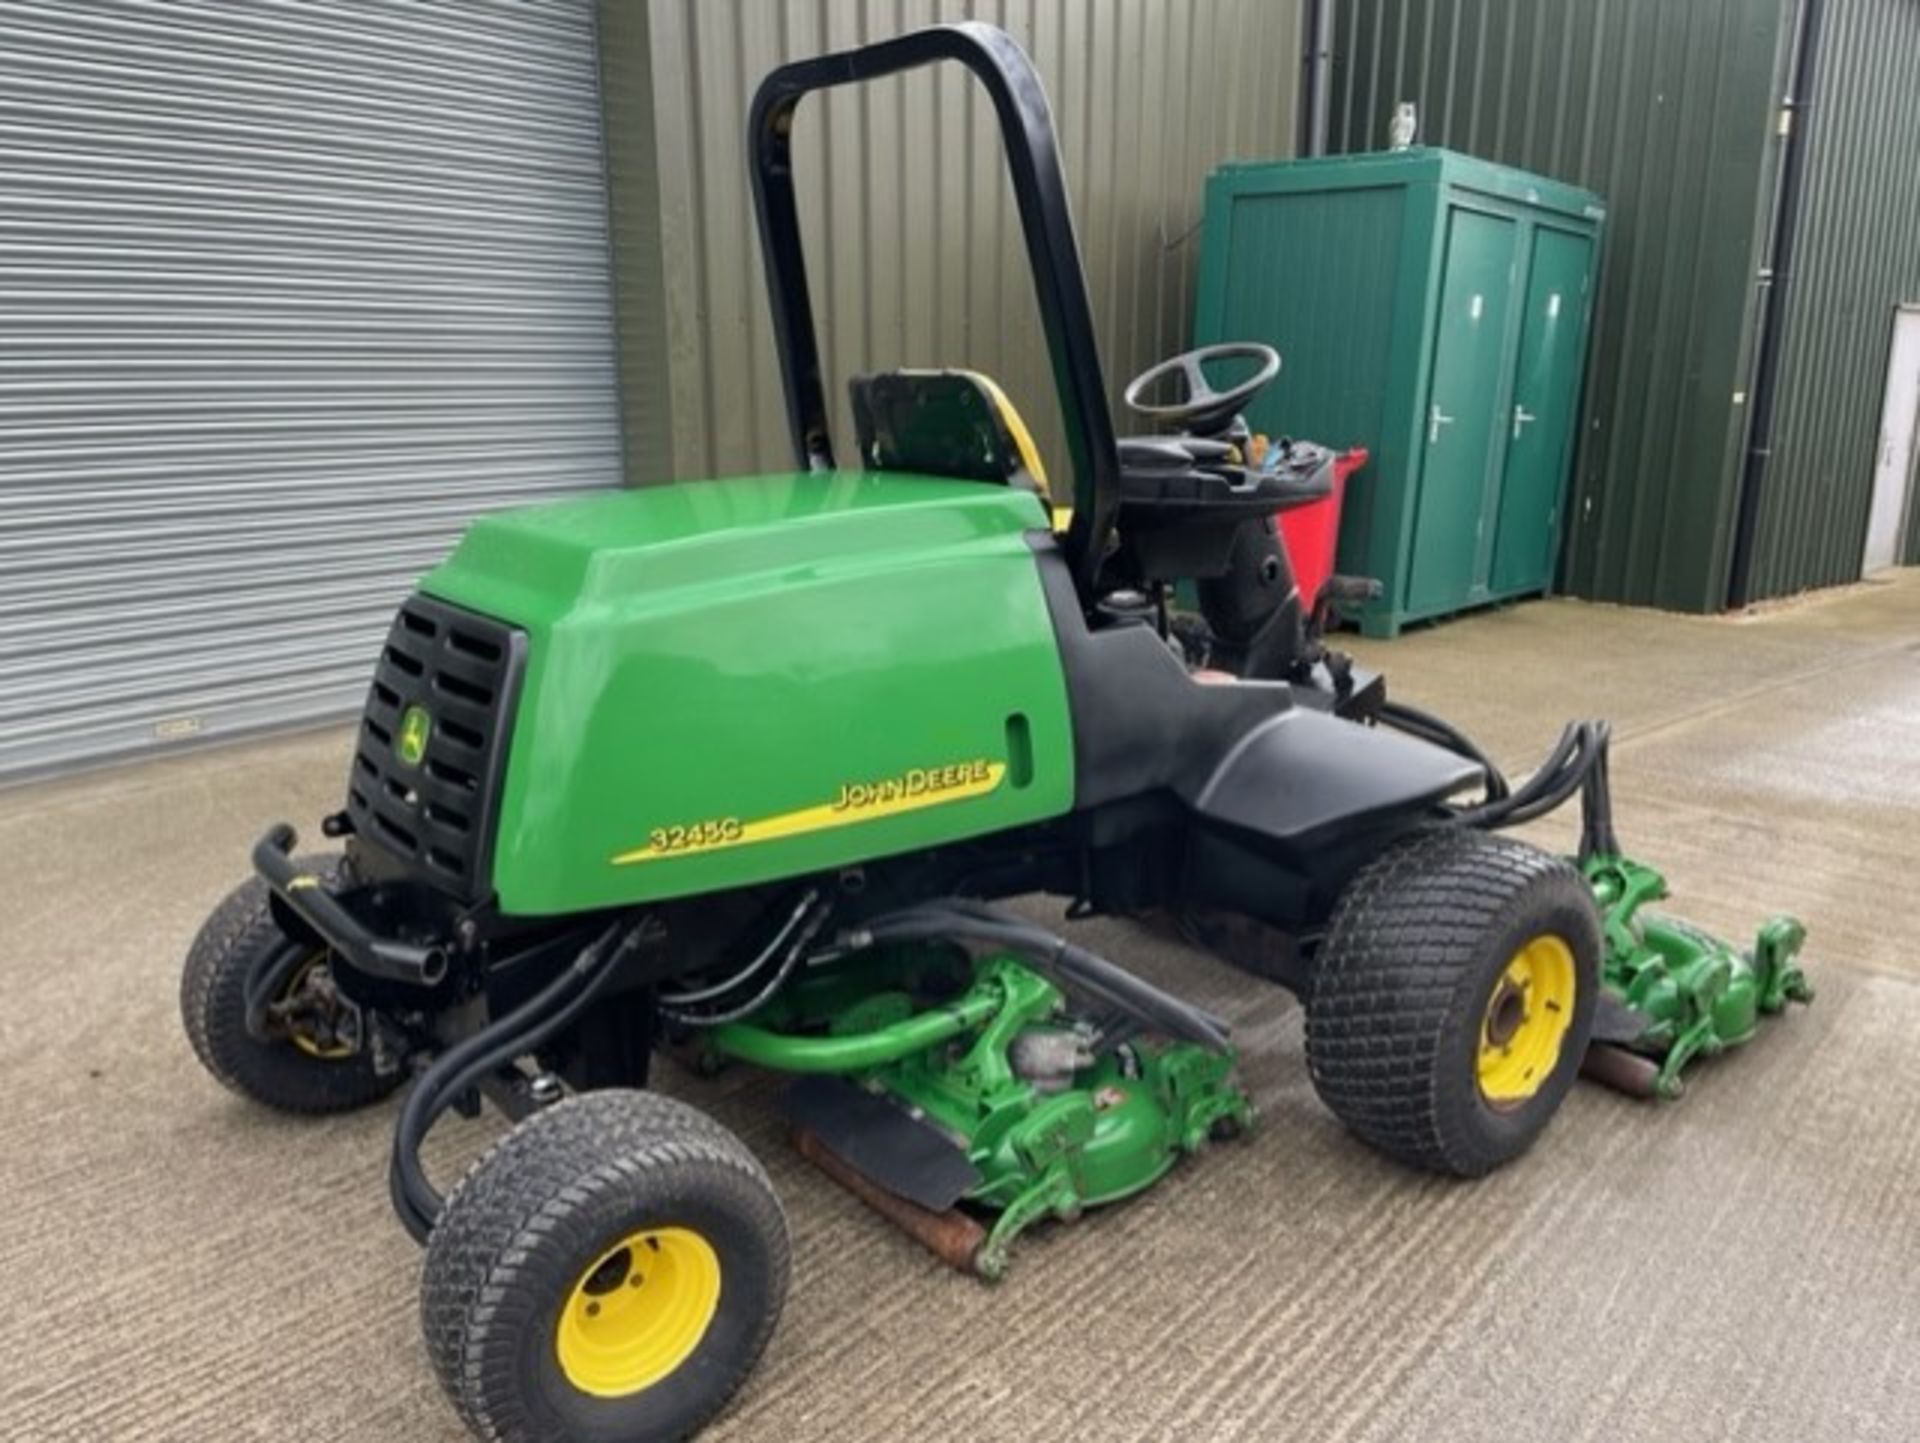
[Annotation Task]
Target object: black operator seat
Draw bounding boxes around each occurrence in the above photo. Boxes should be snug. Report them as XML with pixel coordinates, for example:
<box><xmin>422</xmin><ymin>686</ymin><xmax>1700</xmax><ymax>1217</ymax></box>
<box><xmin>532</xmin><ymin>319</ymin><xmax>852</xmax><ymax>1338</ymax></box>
<box><xmin>850</xmin><ymin>369</ymin><xmax>1065</xmax><ymax>522</ymax></box>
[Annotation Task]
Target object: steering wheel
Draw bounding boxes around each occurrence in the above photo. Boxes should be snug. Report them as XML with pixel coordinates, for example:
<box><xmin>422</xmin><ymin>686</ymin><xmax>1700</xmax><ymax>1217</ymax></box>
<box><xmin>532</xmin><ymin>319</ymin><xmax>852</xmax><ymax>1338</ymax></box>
<box><xmin>1123</xmin><ymin>342</ymin><xmax>1281</xmax><ymax>433</ymax></box>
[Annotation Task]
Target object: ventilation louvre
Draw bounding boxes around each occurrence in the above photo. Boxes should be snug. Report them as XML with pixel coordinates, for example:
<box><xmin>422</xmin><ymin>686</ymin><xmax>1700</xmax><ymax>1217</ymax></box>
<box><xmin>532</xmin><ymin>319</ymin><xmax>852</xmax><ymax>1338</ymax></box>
<box><xmin>344</xmin><ymin>594</ymin><xmax>523</xmax><ymax>900</ymax></box>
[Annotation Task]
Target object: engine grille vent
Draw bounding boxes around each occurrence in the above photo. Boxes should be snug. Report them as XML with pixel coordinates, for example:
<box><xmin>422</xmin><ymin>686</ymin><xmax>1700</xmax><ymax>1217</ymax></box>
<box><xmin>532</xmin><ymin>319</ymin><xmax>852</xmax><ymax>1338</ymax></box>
<box><xmin>345</xmin><ymin>595</ymin><xmax>524</xmax><ymax>900</ymax></box>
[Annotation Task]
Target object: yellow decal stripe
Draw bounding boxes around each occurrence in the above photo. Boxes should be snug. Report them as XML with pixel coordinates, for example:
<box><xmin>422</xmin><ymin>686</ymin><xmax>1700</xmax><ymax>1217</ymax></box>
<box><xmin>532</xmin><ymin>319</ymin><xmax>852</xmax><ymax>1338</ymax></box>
<box><xmin>612</xmin><ymin>763</ymin><xmax>1007</xmax><ymax>866</ymax></box>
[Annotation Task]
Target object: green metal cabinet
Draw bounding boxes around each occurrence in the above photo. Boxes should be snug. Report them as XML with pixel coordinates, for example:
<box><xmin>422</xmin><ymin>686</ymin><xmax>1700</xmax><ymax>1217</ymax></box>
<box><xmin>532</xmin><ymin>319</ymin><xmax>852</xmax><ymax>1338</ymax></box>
<box><xmin>1195</xmin><ymin>149</ymin><xmax>1604</xmax><ymax>635</ymax></box>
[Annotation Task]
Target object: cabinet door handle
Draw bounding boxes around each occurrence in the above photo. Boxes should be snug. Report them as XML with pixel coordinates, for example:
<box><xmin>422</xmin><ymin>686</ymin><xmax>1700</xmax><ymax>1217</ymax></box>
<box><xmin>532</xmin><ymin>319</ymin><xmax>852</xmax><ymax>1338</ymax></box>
<box><xmin>1429</xmin><ymin>405</ymin><xmax>1455</xmax><ymax>444</ymax></box>
<box><xmin>1512</xmin><ymin>405</ymin><xmax>1537</xmax><ymax>441</ymax></box>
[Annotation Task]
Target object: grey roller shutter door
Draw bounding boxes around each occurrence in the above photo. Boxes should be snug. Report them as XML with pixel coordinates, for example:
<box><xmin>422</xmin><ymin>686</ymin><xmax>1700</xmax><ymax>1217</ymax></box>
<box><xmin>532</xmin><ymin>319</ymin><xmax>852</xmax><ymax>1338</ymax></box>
<box><xmin>0</xmin><ymin>0</ymin><xmax>621</xmax><ymax>782</ymax></box>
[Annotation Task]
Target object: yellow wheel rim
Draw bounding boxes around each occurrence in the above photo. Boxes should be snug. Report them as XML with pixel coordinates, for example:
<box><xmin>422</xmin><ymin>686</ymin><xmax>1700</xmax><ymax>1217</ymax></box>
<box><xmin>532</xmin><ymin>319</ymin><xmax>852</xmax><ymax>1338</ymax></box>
<box><xmin>282</xmin><ymin>952</ymin><xmax>355</xmax><ymax>1061</ymax></box>
<box><xmin>1476</xmin><ymin>934</ymin><xmax>1577</xmax><ymax>1106</ymax></box>
<box><xmin>555</xmin><ymin>1227</ymin><xmax>721</xmax><ymax>1398</ymax></box>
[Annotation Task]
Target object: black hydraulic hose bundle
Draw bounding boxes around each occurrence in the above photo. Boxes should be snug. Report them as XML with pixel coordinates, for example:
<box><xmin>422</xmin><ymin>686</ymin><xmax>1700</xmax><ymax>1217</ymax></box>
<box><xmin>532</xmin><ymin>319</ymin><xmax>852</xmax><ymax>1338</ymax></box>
<box><xmin>1375</xmin><ymin>699</ymin><xmax>1511</xmax><ymax>802</ymax></box>
<box><xmin>655</xmin><ymin>890</ymin><xmax>828</xmax><ymax>1027</ymax></box>
<box><xmin>1376</xmin><ymin>704</ymin><xmax>1619</xmax><ymax>855</ymax></box>
<box><xmin>1450</xmin><ymin>719</ymin><xmax>1605</xmax><ymax>830</ymax></box>
<box><xmin>1577</xmin><ymin>724</ymin><xmax>1621</xmax><ymax>859</ymax></box>
<box><xmin>652</xmin><ymin>892</ymin><xmax>1232</xmax><ymax>1052</ymax></box>
<box><xmin>388</xmin><ymin>918</ymin><xmax>647</xmax><ymax>1242</ymax></box>
<box><xmin>836</xmin><ymin>898</ymin><xmax>1235</xmax><ymax>1053</ymax></box>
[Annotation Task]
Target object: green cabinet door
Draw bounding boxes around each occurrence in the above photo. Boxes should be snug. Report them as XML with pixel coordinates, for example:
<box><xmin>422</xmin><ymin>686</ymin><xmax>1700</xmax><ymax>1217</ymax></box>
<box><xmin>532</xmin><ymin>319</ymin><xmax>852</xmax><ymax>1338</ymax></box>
<box><xmin>1408</xmin><ymin>207</ymin><xmax>1518</xmax><ymax>614</ymax></box>
<box><xmin>1490</xmin><ymin>226</ymin><xmax>1595</xmax><ymax>595</ymax></box>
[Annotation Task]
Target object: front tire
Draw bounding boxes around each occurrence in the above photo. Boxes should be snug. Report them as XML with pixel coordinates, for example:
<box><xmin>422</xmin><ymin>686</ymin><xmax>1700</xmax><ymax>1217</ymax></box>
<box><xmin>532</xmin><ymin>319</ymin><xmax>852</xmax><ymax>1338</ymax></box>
<box><xmin>180</xmin><ymin>860</ymin><xmax>401</xmax><ymax>1115</ymax></box>
<box><xmin>422</xmin><ymin>1090</ymin><xmax>789</xmax><ymax>1443</ymax></box>
<box><xmin>1305</xmin><ymin>829</ymin><xmax>1600</xmax><ymax>1177</ymax></box>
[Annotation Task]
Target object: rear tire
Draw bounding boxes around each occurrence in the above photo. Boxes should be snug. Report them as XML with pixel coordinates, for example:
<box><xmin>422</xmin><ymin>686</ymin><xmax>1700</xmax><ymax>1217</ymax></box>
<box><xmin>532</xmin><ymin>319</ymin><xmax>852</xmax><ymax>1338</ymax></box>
<box><xmin>422</xmin><ymin>1090</ymin><xmax>788</xmax><ymax>1443</ymax></box>
<box><xmin>180</xmin><ymin>860</ymin><xmax>401</xmax><ymax>1115</ymax></box>
<box><xmin>1305</xmin><ymin>829</ymin><xmax>1600</xmax><ymax>1177</ymax></box>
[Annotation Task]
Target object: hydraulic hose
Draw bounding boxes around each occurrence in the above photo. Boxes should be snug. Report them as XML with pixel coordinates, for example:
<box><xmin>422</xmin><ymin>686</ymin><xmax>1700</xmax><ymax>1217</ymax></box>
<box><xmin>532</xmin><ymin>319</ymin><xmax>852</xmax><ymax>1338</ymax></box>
<box><xmin>1452</xmin><ymin>722</ymin><xmax>1586</xmax><ymax>829</ymax></box>
<box><xmin>1376</xmin><ymin>699</ymin><xmax>1511</xmax><ymax>801</ymax></box>
<box><xmin>845</xmin><ymin>900</ymin><xmax>1233</xmax><ymax>1052</ymax></box>
<box><xmin>388</xmin><ymin>918</ymin><xmax>644</xmax><ymax>1243</ymax></box>
<box><xmin>242</xmin><ymin>937</ymin><xmax>313</xmax><ymax>1042</ymax></box>
<box><xmin>1578</xmin><ymin>724</ymin><xmax>1621</xmax><ymax>858</ymax></box>
<box><xmin>936</xmin><ymin>897</ymin><xmax>1236</xmax><ymax>1045</ymax></box>
<box><xmin>657</xmin><ymin>890</ymin><xmax>821</xmax><ymax>1008</ymax></box>
<box><xmin>1376</xmin><ymin>701</ymin><xmax>1618</xmax><ymax>846</ymax></box>
<box><xmin>657</xmin><ymin>890</ymin><xmax>828</xmax><ymax>1027</ymax></box>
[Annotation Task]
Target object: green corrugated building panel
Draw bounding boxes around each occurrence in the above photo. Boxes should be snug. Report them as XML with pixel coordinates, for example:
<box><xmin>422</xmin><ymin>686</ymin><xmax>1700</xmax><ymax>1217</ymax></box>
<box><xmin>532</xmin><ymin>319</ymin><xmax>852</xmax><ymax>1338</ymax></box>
<box><xmin>1195</xmin><ymin>148</ymin><xmax>1603</xmax><ymax>636</ymax></box>
<box><xmin>1328</xmin><ymin>0</ymin><xmax>1795</xmax><ymax>613</ymax></box>
<box><xmin>1752</xmin><ymin>0</ymin><xmax>1920</xmax><ymax>595</ymax></box>
<box><xmin>595</xmin><ymin>1</ymin><xmax>675</xmax><ymax>486</ymax></box>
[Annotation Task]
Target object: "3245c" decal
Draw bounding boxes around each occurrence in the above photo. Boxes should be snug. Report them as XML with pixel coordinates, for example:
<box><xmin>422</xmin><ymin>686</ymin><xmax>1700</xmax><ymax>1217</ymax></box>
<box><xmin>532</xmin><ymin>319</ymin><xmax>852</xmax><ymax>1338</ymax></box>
<box><xmin>645</xmin><ymin>817</ymin><xmax>744</xmax><ymax>855</ymax></box>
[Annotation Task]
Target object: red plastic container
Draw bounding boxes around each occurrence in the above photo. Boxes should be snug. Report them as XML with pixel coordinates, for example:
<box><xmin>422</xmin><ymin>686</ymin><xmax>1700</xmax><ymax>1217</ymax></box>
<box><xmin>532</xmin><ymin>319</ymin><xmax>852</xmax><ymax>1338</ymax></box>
<box><xmin>1278</xmin><ymin>446</ymin><xmax>1367</xmax><ymax>611</ymax></box>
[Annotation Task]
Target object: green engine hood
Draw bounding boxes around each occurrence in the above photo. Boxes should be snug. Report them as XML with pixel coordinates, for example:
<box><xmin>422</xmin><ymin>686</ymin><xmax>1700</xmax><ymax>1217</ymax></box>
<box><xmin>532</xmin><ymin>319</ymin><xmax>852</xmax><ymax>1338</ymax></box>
<box><xmin>419</xmin><ymin>471</ymin><xmax>1075</xmax><ymax>915</ymax></box>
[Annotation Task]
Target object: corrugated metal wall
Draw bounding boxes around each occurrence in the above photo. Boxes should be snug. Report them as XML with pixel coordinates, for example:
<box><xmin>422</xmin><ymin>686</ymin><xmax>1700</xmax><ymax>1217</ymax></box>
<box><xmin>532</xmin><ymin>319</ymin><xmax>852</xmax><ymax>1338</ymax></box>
<box><xmin>597</xmin><ymin>0</ymin><xmax>676</xmax><ymax>484</ymax></box>
<box><xmin>1331</xmin><ymin>0</ymin><xmax>1794</xmax><ymax>612</ymax></box>
<box><xmin>0</xmin><ymin>0</ymin><xmax>621</xmax><ymax>781</ymax></box>
<box><xmin>1749</xmin><ymin>0</ymin><xmax>1920</xmax><ymax>593</ymax></box>
<box><xmin>636</xmin><ymin>0</ymin><xmax>1301</xmax><ymax>484</ymax></box>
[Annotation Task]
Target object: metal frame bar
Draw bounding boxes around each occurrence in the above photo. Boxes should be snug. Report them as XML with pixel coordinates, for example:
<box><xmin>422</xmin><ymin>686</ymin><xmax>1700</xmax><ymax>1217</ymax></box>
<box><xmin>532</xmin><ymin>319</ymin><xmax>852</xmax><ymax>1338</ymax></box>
<box><xmin>746</xmin><ymin>21</ymin><xmax>1120</xmax><ymax>601</ymax></box>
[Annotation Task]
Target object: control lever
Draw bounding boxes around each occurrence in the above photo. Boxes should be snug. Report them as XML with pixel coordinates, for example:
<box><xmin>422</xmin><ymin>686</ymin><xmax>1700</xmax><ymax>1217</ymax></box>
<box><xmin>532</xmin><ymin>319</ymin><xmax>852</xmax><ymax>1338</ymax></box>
<box><xmin>1317</xmin><ymin>575</ymin><xmax>1384</xmax><ymax>606</ymax></box>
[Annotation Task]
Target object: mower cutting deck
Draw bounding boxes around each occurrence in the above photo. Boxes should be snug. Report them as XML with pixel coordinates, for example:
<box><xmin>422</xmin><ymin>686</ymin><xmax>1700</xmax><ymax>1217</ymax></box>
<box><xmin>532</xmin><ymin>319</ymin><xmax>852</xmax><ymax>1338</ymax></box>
<box><xmin>717</xmin><ymin>938</ymin><xmax>1252</xmax><ymax>1281</ymax></box>
<box><xmin>1582</xmin><ymin>854</ymin><xmax>1813</xmax><ymax>1099</ymax></box>
<box><xmin>176</xmin><ymin>22</ymin><xmax>1810</xmax><ymax>1443</ymax></box>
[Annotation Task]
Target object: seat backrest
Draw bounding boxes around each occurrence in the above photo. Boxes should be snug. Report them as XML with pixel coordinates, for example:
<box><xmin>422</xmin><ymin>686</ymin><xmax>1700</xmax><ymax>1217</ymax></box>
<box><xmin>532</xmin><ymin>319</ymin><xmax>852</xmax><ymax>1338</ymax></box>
<box><xmin>850</xmin><ymin>370</ymin><xmax>1055</xmax><ymax>513</ymax></box>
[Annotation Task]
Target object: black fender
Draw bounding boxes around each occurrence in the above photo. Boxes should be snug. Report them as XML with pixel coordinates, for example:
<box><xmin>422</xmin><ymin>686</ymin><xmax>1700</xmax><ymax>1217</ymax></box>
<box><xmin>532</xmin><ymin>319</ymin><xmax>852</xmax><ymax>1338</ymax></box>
<box><xmin>1180</xmin><ymin>706</ymin><xmax>1480</xmax><ymax>847</ymax></box>
<box><xmin>1031</xmin><ymin>538</ymin><xmax>1479</xmax><ymax>845</ymax></box>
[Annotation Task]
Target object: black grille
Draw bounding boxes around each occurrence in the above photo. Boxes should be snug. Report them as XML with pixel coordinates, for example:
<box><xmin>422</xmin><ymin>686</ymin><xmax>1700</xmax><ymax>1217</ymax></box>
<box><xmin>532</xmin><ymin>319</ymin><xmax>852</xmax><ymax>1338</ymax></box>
<box><xmin>345</xmin><ymin>594</ymin><xmax>525</xmax><ymax>900</ymax></box>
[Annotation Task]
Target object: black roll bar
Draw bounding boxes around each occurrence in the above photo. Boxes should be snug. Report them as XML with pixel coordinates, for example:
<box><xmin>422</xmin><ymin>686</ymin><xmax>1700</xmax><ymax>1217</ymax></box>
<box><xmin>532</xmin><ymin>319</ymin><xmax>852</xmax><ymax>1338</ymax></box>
<box><xmin>747</xmin><ymin>22</ymin><xmax>1120</xmax><ymax>602</ymax></box>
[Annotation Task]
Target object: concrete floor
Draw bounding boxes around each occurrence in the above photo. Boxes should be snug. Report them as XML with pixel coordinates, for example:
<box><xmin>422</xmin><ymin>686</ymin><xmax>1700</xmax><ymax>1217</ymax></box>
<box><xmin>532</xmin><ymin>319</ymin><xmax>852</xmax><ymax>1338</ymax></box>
<box><xmin>3</xmin><ymin>570</ymin><xmax>1917</xmax><ymax>1442</ymax></box>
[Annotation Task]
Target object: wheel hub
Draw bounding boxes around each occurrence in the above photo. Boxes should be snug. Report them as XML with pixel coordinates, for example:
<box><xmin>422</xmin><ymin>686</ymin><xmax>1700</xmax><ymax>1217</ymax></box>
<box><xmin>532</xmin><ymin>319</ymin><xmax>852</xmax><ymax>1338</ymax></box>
<box><xmin>554</xmin><ymin>1228</ymin><xmax>721</xmax><ymax>1398</ymax></box>
<box><xmin>1476</xmin><ymin>934</ymin><xmax>1576</xmax><ymax>1107</ymax></box>
<box><xmin>277</xmin><ymin>952</ymin><xmax>361</xmax><ymax>1060</ymax></box>
<box><xmin>1484</xmin><ymin>980</ymin><xmax>1528</xmax><ymax>1048</ymax></box>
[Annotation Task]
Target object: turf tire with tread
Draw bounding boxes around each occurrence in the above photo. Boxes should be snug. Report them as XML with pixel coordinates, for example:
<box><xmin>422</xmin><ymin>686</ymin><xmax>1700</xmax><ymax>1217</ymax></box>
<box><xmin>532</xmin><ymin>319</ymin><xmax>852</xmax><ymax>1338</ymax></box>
<box><xmin>421</xmin><ymin>1089</ymin><xmax>788</xmax><ymax>1443</ymax></box>
<box><xmin>1305</xmin><ymin>828</ymin><xmax>1600</xmax><ymax>1177</ymax></box>
<box><xmin>180</xmin><ymin>858</ymin><xmax>401</xmax><ymax>1115</ymax></box>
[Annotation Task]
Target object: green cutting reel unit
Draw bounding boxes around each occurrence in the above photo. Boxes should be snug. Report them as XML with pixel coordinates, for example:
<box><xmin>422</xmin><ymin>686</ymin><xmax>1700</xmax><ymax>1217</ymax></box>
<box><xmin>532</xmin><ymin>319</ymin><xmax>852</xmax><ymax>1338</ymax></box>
<box><xmin>175</xmin><ymin>23</ymin><xmax>1811</xmax><ymax>1443</ymax></box>
<box><xmin>1583</xmin><ymin>854</ymin><xmax>1813</xmax><ymax>1099</ymax></box>
<box><xmin>702</xmin><ymin>936</ymin><xmax>1251</xmax><ymax>1281</ymax></box>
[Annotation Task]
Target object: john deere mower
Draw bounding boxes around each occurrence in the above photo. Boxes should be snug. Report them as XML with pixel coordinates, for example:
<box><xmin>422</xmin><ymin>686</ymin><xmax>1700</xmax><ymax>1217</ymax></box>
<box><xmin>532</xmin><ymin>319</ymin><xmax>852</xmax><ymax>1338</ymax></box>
<box><xmin>178</xmin><ymin>24</ymin><xmax>1810</xmax><ymax>1443</ymax></box>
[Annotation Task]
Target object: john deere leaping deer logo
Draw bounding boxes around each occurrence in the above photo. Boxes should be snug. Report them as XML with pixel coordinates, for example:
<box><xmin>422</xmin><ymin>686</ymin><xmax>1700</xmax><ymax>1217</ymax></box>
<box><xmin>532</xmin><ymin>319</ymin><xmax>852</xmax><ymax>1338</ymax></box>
<box><xmin>395</xmin><ymin>705</ymin><xmax>433</xmax><ymax>767</ymax></box>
